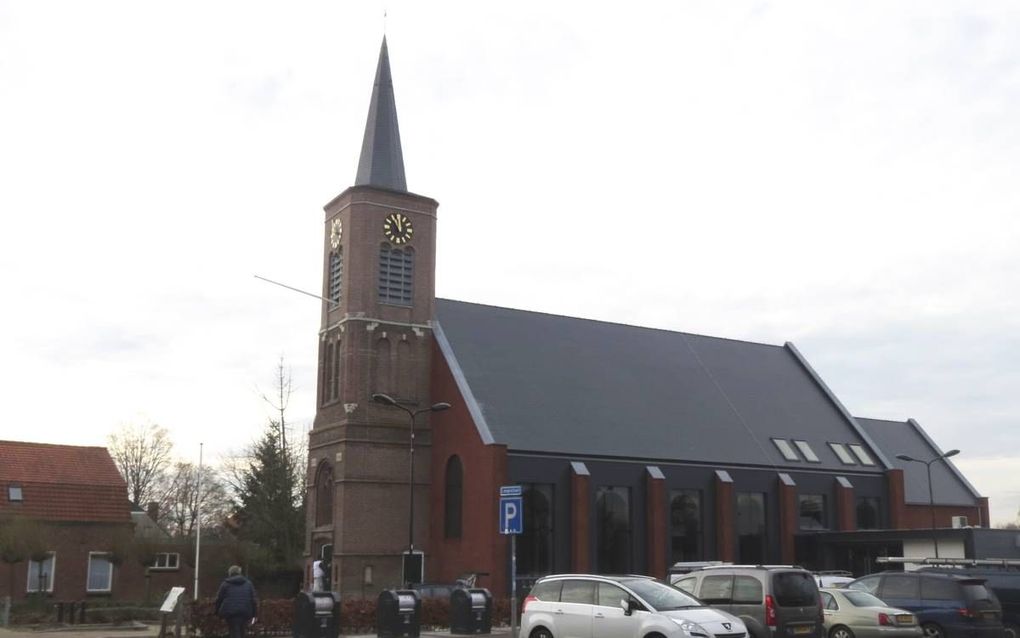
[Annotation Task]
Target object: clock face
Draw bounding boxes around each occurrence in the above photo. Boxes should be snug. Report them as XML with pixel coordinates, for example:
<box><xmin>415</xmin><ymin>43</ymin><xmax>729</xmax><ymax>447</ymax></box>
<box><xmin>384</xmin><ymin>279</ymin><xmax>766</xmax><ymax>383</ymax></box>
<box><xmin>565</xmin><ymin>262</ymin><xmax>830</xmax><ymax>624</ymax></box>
<box><xmin>330</xmin><ymin>218</ymin><xmax>342</xmax><ymax>250</ymax></box>
<box><xmin>383</xmin><ymin>212</ymin><xmax>413</xmax><ymax>245</ymax></box>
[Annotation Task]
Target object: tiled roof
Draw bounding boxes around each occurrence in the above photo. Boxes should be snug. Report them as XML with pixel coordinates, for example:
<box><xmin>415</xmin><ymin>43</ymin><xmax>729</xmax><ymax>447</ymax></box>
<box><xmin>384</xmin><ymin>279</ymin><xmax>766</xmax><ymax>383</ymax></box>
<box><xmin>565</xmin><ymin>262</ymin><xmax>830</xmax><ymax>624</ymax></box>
<box><xmin>0</xmin><ymin>440</ymin><xmax>131</xmax><ymax>523</ymax></box>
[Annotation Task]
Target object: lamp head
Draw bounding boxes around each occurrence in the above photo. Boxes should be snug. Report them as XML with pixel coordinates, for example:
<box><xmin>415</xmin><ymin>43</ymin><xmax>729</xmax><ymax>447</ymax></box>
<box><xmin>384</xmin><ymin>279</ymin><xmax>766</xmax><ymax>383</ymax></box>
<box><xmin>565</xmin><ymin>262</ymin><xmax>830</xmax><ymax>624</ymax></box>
<box><xmin>942</xmin><ymin>449</ymin><xmax>960</xmax><ymax>459</ymax></box>
<box><xmin>895</xmin><ymin>453</ymin><xmax>916</xmax><ymax>462</ymax></box>
<box><xmin>371</xmin><ymin>393</ymin><xmax>397</xmax><ymax>406</ymax></box>
<box><xmin>430</xmin><ymin>402</ymin><xmax>451</xmax><ymax>412</ymax></box>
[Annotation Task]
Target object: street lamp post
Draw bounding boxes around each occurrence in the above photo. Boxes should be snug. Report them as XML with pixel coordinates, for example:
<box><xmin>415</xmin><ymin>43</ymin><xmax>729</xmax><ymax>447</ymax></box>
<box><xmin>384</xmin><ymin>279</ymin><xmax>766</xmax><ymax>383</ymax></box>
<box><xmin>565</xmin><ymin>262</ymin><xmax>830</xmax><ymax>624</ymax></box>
<box><xmin>895</xmin><ymin>449</ymin><xmax>960</xmax><ymax>558</ymax></box>
<box><xmin>372</xmin><ymin>392</ymin><xmax>451</xmax><ymax>587</ymax></box>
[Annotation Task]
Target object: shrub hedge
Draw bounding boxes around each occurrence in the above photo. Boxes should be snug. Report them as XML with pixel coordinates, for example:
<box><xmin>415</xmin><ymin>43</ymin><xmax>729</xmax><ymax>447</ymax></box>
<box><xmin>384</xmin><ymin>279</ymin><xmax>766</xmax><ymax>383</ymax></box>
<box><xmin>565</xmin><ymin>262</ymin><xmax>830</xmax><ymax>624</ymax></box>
<box><xmin>190</xmin><ymin>595</ymin><xmax>512</xmax><ymax>636</ymax></box>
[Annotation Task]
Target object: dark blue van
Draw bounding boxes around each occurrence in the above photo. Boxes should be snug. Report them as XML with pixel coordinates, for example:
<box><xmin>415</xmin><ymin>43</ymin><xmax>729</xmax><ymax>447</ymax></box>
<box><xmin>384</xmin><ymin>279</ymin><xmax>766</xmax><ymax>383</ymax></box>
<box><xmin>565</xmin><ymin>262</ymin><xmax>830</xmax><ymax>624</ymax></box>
<box><xmin>847</xmin><ymin>572</ymin><xmax>1002</xmax><ymax>638</ymax></box>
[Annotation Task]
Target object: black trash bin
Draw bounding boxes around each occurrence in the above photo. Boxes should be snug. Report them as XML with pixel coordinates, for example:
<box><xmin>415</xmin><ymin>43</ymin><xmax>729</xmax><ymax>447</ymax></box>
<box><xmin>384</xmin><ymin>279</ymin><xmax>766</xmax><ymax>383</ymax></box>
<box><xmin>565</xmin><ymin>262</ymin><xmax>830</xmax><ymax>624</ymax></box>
<box><xmin>450</xmin><ymin>588</ymin><xmax>492</xmax><ymax>634</ymax></box>
<box><xmin>377</xmin><ymin>589</ymin><xmax>421</xmax><ymax>638</ymax></box>
<box><xmin>294</xmin><ymin>591</ymin><xmax>341</xmax><ymax>638</ymax></box>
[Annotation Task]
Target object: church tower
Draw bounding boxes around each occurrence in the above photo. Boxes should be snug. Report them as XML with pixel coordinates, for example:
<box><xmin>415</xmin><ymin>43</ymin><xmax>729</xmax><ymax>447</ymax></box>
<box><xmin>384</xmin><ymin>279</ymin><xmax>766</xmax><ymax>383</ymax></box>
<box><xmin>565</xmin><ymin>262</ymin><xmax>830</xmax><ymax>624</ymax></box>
<box><xmin>306</xmin><ymin>37</ymin><xmax>440</xmax><ymax>594</ymax></box>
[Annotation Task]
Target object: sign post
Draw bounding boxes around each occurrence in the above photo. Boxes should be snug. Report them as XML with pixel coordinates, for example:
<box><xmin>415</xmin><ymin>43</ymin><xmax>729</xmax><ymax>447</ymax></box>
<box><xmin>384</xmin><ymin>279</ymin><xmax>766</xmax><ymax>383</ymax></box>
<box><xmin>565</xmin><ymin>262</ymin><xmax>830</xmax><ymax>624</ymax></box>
<box><xmin>499</xmin><ymin>486</ymin><xmax>523</xmax><ymax>638</ymax></box>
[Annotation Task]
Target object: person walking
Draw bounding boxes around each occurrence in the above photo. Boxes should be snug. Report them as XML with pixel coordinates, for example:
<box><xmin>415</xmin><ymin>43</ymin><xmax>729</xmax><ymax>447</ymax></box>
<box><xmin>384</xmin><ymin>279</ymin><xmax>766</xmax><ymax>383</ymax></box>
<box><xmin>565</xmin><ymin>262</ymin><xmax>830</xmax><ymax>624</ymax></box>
<box><xmin>214</xmin><ymin>565</ymin><xmax>258</xmax><ymax>638</ymax></box>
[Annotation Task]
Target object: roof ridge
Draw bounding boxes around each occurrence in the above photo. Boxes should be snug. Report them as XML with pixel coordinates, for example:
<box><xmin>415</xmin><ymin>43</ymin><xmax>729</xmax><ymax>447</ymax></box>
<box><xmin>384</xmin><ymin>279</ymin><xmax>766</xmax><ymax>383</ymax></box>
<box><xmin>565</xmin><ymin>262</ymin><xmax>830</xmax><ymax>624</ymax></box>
<box><xmin>0</xmin><ymin>439</ymin><xmax>109</xmax><ymax>450</ymax></box>
<box><xmin>435</xmin><ymin>297</ymin><xmax>785</xmax><ymax>349</ymax></box>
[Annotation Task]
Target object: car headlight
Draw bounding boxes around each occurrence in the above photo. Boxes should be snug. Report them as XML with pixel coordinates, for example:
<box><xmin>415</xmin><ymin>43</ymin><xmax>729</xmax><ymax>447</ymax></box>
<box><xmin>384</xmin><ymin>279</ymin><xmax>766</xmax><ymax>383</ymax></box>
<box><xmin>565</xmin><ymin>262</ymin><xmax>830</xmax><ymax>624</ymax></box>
<box><xmin>671</xmin><ymin>618</ymin><xmax>709</xmax><ymax>638</ymax></box>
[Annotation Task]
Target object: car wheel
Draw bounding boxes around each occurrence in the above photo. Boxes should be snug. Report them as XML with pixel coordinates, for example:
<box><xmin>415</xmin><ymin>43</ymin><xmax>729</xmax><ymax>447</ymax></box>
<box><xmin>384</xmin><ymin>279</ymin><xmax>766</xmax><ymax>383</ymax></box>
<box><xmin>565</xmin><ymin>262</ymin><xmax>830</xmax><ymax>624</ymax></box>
<box><xmin>531</xmin><ymin>627</ymin><xmax>553</xmax><ymax>638</ymax></box>
<box><xmin>1004</xmin><ymin>623</ymin><xmax>1019</xmax><ymax>638</ymax></box>
<box><xmin>829</xmin><ymin>625</ymin><xmax>855</xmax><ymax>638</ymax></box>
<box><xmin>922</xmin><ymin>623</ymin><xmax>944</xmax><ymax>638</ymax></box>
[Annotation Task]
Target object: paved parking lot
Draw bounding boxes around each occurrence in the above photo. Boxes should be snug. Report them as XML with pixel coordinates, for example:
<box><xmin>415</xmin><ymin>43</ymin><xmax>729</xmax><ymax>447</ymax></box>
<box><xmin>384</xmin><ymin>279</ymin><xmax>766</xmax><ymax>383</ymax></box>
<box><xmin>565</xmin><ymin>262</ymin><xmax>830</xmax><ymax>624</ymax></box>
<box><xmin>0</xmin><ymin>627</ymin><xmax>515</xmax><ymax>638</ymax></box>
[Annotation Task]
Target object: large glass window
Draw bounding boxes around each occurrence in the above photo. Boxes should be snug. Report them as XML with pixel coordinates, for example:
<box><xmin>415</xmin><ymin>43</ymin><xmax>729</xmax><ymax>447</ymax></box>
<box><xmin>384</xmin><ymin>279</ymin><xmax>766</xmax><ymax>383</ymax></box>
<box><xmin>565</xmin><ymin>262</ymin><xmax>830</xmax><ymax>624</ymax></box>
<box><xmin>736</xmin><ymin>492</ymin><xmax>767</xmax><ymax>564</ymax></box>
<box><xmin>669</xmin><ymin>489</ymin><xmax>702</xmax><ymax>562</ymax></box>
<box><xmin>856</xmin><ymin>497</ymin><xmax>881</xmax><ymax>530</ymax></box>
<box><xmin>519</xmin><ymin>484</ymin><xmax>554</xmax><ymax>576</ymax></box>
<box><xmin>315</xmin><ymin>462</ymin><xmax>334</xmax><ymax>527</ymax></box>
<box><xmin>444</xmin><ymin>456</ymin><xmax>463</xmax><ymax>539</ymax></box>
<box><xmin>87</xmin><ymin>552</ymin><xmax>113</xmax><ymax>592</ymax></box>
<box><xmin>378</xmin><ymin>244</ymin><xmax>413</xmax><ymax>305</ymax></box>
<box><xmin>798</xmin><ymin>494</ymin><xmax>828</xmax><ymax>530</ymax></box>
<box><xmin>596</xmin><ymin>486</ymin><xmax>631</xmax><ymax>573</ymax></box>
<box><xmin>26</xmin><ymin>553</ymin><xmax>55</xmax><ymax>593</ymax></box>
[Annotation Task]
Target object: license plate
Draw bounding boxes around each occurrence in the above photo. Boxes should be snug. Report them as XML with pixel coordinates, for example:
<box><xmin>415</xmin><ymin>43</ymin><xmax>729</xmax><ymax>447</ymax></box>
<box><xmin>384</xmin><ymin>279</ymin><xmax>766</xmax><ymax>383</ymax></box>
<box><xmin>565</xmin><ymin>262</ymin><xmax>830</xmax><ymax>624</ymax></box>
<box><xmin>983</xmin><ymin>612</ymin><xmax>998</xmax><ymax>620</ymax></box>
<box><xmin>895</xmin><ymin>614</ymin><xmax>915</xmax><ymax>626</ymax></box>
<box><xmin>793</xmin><ymin>626</ymin><xmax>813</xmax><ymax>635</ymax></box>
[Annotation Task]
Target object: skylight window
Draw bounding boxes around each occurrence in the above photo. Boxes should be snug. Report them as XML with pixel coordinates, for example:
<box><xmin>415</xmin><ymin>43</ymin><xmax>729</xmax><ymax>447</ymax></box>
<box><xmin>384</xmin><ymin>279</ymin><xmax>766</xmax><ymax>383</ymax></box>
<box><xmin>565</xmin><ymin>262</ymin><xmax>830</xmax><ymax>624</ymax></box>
<box><xmin>793</xmin><ymin>440</ymin><xmax>820</xmax><ymax>463</ymax></box>
<box><xmin>829</xmin><ymin>443</ymin><xmax>856</xmax><ymax>465</ymax></box>
<box><xmin>8</xmin><ymin>485</ymin><xmax>22</xmax><ymax>502</ymax></box>
<box><xmin>848</xmin><ymin>444</ymin><xmax>875</xmax><ymax>466</ymax></box>
<box><xmin>772</xmin><ymin>438</ymin><xmax>799</xmax><ymax>461</ymax></box>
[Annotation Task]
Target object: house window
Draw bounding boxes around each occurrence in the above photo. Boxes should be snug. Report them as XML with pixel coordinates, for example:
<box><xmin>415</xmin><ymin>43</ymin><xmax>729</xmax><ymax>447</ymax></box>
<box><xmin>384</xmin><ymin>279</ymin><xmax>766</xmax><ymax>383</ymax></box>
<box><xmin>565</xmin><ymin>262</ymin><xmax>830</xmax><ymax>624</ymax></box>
<box><xmin>670</xmin><ymin>489</ymin><xmax>702</xmax><ymax>562</ymax></box>
<box><xmin>736</xmin><ymin>492</ymin><xmax>767</xmax><ymax>564</ymax></box>
<box><xmin>848</xmin><ymin>444</ymin><xmax>875</xmax><ymax>466</ymax></box>
<box><xmin>27</xmin><ymin>552</ymin><xmax>55</xmax><ymax>593</ymax></box>
<box><xmin>793</xmin><ymin>440</ymin><xmax>820</xmax><ymax>463</ymax></box>
<box><xmin>798</xmin><ymin>494</ymin><xmax>828</xmax><ymax>530</ymax></box>
<box><xmin>378</xmin><ymin>244</ymin><xmax>413</xmax><ymax>305</ymax></box>
<box><xmin>87</xmin><ymin>552</ymin><xmax>113</xmax><ymax>592</ymax></box>
<box><xmin>829</xmin><ymin>443</ymin><xmax>856</xmax><ymax>465</ymax></box>
<box><xmin>444</xmin><ymin>456</ymin><xmax>463</xmax><ymax>539</ymax></box>
<box><xmin>772</xmin><ymin>439</ymin><xmax>799</xmax><ymax>461</ymax></box>
<box><xmin>856</xmin><ymin>497</ymin><xmax>881</xmax><ymax>530</ymax></box>
<box><xmin>519</xmin><ymin>484</ymin><xmax>554</xmax><ymax>576</ymax></box>
<box><xmin>152</xmin><ymin>553</ymin><xmax>180</xmax><ymax>570</ymax></box>
<box><xmin>315</xmin><ymin>462</ymin><xmax>334</xmax><ymax>527</ymax></box>
<box><xmin>596</xmin><ymin>486</ymin><xmax>631</xmax><ymax>573</ymax></box>
<box><xmin>328</xmin><ymin>249</ymin><xmax>343</xmax><ymax>304</ymax></box>
<box><xmin>7</xmin><ymin>484</ymin><xmax>22</xmax><ymax>502</ymax></box>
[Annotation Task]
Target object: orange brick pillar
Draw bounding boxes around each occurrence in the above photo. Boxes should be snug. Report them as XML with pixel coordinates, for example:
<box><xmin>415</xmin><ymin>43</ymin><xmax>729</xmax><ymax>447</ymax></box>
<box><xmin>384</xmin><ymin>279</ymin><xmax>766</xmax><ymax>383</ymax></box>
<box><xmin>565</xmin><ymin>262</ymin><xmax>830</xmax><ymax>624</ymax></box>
<box><xmin>777</xmin><ymin>473</ymin><xmax>797</xmax><ymax>565</ymax></box>
<box><xmin>714</xmin><ymin>470</ymin><xmax>734</xmax><ymax>562</ymax></box>
<box><xmin>570</xmin><ymin>461</ymin><xmax>591</xmax><ymax>572</ymax></box>
<box><xmin>887</xmin><ymin>468</ymin><xmax>906</xmax><ymax>530</ymax></box>
<box><xmin>646</xmin><ymin>466</ymin><xmax>667</xmax><ymax>579</ymax></box>
<box><xmin>835</xmin><ymin>476</ymin><xmax>855</xmax><ymax>531</ymax></box>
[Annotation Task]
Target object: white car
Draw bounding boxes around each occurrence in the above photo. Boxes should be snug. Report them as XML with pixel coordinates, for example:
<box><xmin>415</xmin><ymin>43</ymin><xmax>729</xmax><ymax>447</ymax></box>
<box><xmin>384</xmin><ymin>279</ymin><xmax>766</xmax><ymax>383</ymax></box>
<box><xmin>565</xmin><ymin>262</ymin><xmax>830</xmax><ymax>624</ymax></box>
<box><xmin>521</xmin><ymin>573</ymin><xmax>749</xmax><ymax>638</ymax></box>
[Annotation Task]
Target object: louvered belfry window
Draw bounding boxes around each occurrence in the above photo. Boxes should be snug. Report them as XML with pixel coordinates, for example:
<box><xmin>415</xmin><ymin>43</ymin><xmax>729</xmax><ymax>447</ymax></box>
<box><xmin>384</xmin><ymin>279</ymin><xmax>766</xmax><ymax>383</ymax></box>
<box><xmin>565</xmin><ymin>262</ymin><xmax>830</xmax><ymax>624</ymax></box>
<box><xmin>378</xmin><ymin>244</ymin><xmax>413</xmax><ymax>305</ymax></box>
<box><xmin>328</xmin><ymin>249</ymin><xmax>343</xmax><ymax>303</ymax></box>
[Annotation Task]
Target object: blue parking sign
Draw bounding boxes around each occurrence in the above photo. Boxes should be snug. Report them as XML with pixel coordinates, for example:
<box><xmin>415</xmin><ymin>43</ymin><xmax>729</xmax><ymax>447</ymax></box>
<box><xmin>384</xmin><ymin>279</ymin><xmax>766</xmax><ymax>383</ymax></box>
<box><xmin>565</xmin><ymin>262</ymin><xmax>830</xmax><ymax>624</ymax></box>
<box><xmin>499</xmin><ymin>495</ymin><xmax>523</xmax><ymax>534</ymax></box>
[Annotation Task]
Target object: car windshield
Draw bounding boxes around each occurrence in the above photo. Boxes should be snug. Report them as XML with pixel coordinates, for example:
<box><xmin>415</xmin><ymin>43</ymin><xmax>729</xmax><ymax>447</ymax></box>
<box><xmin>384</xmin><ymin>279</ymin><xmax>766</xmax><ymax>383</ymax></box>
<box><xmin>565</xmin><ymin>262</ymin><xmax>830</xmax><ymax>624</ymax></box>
<box><xmin>843</xmin><ymin>591</ymin><xmax>887</xmax><ymax>607</ymax></box>
<box><xmin>625</xmin><ymin>579</ymin><xmax>703</xmax><ymax>611</ymax></box>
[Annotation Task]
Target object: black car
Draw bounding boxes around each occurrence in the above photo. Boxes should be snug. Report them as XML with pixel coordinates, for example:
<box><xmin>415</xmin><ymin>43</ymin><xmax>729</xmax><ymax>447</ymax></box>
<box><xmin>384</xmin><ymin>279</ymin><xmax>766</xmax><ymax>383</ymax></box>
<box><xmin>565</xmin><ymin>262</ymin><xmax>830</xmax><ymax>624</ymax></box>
<box><xmin>919</xmin><ymin>567</ymin><xmax>1020</xmax><ymax>638</ymax></box>
<box><xmin>847</xmin><ymin>571</ymin><xmax>1002</xmax><ymax>638</ymax></box>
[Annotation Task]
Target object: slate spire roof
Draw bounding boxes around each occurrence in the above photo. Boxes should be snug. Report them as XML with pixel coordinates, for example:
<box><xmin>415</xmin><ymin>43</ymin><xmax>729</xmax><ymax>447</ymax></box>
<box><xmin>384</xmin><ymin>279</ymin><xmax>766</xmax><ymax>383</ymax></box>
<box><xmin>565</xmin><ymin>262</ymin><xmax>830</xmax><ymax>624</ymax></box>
<box><xmin>355</xmin><ymin>37</ymin><xmax>407</xmax><ymax>192</ymax></box>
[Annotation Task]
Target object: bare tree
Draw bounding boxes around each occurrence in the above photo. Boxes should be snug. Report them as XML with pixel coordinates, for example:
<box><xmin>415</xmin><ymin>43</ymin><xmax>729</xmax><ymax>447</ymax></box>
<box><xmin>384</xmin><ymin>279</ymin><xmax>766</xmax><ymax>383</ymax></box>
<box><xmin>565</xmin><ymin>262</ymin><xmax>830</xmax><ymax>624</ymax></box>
<box><xmin>258</xmin><ymin>357</ymin><xmax>293</xmax><ymax>454</ymax></box>
<box><xmin>108</xmin><ymin>423</ymin><xmax>173</xmax><ymax>506</ymax></box>
<box><xmin>156</xmin><ymin>461</ymin><xmax>232</xmax><ymax>538</ymax></box>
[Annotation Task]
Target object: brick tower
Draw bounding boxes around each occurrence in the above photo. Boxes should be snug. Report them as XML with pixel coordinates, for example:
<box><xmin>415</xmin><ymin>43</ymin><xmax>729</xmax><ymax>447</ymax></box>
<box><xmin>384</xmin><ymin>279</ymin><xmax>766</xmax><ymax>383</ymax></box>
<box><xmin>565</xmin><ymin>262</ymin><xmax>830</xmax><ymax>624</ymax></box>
<box><xmin>306</xmin><ymin>37</ymin><xmax>440</xmax><ymax>595</ymax></box>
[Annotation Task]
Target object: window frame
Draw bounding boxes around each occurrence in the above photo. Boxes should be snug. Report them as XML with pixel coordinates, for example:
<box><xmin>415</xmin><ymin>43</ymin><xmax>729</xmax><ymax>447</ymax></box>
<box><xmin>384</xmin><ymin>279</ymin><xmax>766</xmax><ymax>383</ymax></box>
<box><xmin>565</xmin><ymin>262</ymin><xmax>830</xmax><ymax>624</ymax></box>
<box><xmin>829</xmin><ymin>442</ymin><xmax>857</xmax><ymax>465</ymax></box>
<box><xmin>848</xmin><ymin>444</ymin><xmax>876</xmax><ymax>466</ymax></box>
<box><xmin>771</xmin><ymin>439</ymin><xmax>800</xmax><ymax>461</ymax></box>
<box><xmin>86</xmin><ymin>552</ymin><xmax>114</xmax><ymax>593</ymax></box>
<box><xmin>8</xmin><ymin>484</ymin><xmax>23</xmax><ymax>502</ymax></box>
<box><xmin>26</xmin><ymin>552</ymin><xmax>56</xmax><ymax>593</ymax></box>
<box><xmin>793</xmin><ymin>440</ymin><xmax>820</xmax><ymax>463</ymax></box>
<box><xmin>798</xmin><ymin>494</ymin><xmax>828</xmax><ymax>530</ymax></box>
<box><xmin>151</xmin><ymin>552</ymin><xmax>180</xmax><ymax>571</ymax></box>
<box><xmin>378</xmin><ymin>243</ymin><xmax>414</xmax><ymax>306</ymax></box>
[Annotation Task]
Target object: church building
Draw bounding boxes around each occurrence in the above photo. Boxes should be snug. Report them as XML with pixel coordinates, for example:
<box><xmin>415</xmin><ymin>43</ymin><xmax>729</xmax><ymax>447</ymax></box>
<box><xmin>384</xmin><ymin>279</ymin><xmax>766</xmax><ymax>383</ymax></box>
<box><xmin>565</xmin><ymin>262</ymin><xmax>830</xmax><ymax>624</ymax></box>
<box><xmin>305</xmin><ymin>38</ymin><xmax>990</xmax><ymax>598</ymax></box>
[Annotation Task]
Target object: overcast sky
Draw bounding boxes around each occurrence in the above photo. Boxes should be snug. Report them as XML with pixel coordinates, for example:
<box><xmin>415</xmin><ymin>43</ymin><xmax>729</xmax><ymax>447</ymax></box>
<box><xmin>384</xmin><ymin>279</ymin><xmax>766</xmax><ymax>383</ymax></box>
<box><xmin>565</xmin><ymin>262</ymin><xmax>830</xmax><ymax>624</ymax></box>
<box><xmin>2</xmin><ymin>2</ymin><xmax>1018</xmax><ymax>523</ymax></box>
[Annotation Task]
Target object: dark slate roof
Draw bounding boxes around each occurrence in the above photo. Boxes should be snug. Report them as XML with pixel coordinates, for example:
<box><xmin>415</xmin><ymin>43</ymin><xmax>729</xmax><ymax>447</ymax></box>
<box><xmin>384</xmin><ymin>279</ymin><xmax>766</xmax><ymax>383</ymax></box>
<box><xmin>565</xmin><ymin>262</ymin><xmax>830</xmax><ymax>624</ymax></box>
<box><xmin>855</xmin><ymin>417</ymin><xmax>980</xmax><ymax>505</ymax></box>
<box><xmin>355</xmin><ymin>37</ymin><xmax>407</xmax><ymax>192</ymax></box>
<box><xmin>434</xmin><ymin>299</ymin><xmax>887</xmax><ymax>471</ymax></box>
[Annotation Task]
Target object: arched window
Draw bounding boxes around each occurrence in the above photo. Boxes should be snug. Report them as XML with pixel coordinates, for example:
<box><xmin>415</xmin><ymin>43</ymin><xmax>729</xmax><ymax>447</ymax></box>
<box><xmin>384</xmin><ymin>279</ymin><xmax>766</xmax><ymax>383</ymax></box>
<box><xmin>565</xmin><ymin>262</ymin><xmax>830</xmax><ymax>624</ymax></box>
<box><xmin>328</xmin><ymin>248</ymin><xmax>343</xmax><ymax>304</ymax></box>
<box><xmin>322</xmin><ymin>341</ymin><xmax>334</xmax><ymax>406</ymax></box>
<box><xmin>331</xmin><ymin>338</ymin><xmax>341</xmax><ymax>401</ymax></box>
<box><xmin>444</xmin><ymin>456</ymin><xmax>463</xmax><ymax>539</ymax></box>
<box><xmin>378</xmin><ymin>244</ymin><xmax>413</xmax><ymax>305</ymax></box>
<box><xmin>315</xmin><ymin>462</ymin><xmax>334</xmax><ymax>527</ymax></box>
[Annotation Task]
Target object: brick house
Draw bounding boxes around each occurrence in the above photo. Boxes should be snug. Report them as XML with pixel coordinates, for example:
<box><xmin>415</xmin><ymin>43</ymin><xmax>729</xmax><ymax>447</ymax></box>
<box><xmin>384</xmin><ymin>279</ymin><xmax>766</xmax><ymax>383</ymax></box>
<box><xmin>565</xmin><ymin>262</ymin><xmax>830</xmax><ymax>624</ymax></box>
<box><xmin>0</xmin><ymin>440</ymin><xmax>194</xmax><ymax>602</ymax></box>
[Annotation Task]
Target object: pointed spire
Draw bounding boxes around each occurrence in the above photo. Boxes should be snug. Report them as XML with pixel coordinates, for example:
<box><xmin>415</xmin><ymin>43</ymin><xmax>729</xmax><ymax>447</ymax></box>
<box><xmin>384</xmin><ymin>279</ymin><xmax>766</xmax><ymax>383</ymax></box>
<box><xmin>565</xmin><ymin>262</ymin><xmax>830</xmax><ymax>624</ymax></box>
<box><xmin>355</xmin><ymin>37</ymin><xmax>407</xmax><ymax>192</ymax></box>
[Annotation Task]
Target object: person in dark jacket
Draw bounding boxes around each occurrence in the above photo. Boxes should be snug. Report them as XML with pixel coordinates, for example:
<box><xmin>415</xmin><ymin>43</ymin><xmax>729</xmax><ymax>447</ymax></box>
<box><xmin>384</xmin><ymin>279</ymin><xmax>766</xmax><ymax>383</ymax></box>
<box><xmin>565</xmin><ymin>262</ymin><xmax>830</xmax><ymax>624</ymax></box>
<box><xmin>214</xmin><ymin>565</ymin><xmax>258</xmax><ymax>638</ymax></box>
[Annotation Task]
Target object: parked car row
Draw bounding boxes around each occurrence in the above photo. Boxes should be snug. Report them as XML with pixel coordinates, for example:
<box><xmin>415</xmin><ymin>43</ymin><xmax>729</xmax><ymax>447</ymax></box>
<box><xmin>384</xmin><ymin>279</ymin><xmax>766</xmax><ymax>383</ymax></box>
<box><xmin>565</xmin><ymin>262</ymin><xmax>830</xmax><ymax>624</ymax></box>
<box><xmin>519</xmin><ymin>564</ymin><xmax>1014</xmax><ymax>638</ymax></box>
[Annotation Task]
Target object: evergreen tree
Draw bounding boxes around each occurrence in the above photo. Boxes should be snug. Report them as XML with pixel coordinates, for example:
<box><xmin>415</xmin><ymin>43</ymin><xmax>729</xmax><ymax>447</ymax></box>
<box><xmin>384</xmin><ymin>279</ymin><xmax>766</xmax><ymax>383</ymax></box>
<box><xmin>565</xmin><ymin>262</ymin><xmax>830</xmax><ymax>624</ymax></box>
<box><xmin>235</xmin><ymin>420</ymin><xmax>305</xmax><ymax>568</ymax></box>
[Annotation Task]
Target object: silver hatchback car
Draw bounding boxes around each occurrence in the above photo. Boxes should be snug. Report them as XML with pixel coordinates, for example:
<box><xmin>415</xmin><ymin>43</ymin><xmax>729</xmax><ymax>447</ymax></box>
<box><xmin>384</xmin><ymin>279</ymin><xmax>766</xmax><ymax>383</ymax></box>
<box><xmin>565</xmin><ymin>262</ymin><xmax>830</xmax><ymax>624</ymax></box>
<box><xmin>521</xmin><ymin>574</ymin><xmax>749</xmax><ymax>638</ymax></box>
